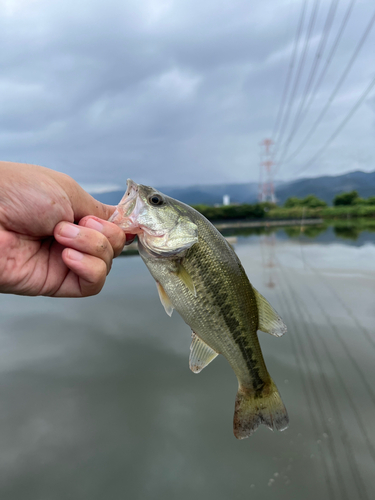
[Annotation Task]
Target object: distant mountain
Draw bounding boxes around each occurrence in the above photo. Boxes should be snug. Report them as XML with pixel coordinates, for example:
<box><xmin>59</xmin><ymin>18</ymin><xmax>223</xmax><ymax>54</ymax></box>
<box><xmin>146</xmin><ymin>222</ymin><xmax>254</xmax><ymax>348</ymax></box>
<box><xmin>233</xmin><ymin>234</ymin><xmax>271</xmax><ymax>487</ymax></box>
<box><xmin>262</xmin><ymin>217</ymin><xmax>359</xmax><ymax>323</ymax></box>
<box><xmin>92</xmin><ymin>183</ymin><xmax>259</xmax><ymax>206</ymax></box>
<box><xmin>275</xmin><ymin>170</ymin><xmax>375</xmax><ymax>205</ymax></box>
<box><xmin>160</xmin><ymin>183</ymin><xmax>259</xmax><ymax>205</ymax></box>
<box><xmin>91</xmin><ymin>170</ymin><xmax>375</xmax><ymax>206</ymax></box>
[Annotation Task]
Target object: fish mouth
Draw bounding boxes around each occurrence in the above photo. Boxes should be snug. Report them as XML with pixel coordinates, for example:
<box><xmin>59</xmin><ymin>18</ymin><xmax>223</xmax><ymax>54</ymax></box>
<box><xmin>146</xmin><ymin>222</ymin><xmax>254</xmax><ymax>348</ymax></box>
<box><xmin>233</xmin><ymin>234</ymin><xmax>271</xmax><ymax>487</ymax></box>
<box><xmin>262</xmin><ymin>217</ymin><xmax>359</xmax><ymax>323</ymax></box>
<box><xmin>109</xmin><ymin>179</ymin><xmax>141</xmax><ymax>232</ymax></box>
<box><xmin>109</xmin><ymin>179</ymin><xmax>165</xmax><ymax>238</ymax></box>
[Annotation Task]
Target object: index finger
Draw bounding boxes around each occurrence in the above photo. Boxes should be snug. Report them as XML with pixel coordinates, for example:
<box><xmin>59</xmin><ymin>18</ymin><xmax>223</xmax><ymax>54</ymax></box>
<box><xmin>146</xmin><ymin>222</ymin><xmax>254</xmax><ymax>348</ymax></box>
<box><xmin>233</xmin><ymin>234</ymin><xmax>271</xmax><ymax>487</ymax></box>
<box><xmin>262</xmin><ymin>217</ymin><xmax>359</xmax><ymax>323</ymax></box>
<box><xmin>79</xmin><ymin>216</ymin><xmax>127</xmax><ymax>258</ymax></box>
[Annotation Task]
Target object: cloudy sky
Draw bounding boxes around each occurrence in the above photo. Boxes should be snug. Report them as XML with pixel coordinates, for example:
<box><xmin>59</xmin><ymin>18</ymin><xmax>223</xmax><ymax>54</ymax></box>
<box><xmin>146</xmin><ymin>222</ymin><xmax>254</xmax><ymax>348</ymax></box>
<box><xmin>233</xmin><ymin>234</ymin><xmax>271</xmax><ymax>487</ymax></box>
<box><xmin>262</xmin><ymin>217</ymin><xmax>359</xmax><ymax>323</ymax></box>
<box><xmin>1</xmin><ymin>0</ymin><xmax>374</xmax><ymax>191</ymax></box>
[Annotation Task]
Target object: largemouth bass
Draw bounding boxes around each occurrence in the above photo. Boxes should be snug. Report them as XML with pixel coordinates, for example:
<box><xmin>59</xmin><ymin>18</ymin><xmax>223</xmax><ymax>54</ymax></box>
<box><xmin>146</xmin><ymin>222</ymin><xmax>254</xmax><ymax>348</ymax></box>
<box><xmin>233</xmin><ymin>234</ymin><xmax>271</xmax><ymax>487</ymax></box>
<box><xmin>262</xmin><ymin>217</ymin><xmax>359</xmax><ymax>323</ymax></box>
<box><xmin>110</xmin><ymin>180</ymin><xmax>289</xmax><ymax>439</ymax></box>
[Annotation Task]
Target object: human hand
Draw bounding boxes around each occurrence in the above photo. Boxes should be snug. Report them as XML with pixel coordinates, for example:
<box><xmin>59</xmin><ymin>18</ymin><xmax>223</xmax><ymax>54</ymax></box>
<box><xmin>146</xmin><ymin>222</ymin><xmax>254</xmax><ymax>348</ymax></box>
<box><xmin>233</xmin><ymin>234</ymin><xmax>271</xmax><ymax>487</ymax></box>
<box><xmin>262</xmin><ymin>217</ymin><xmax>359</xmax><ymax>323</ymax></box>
<box><xmin>0</xmin><ymin>161</ymin><xmax>131</xmax><ymax>297</ymax></box>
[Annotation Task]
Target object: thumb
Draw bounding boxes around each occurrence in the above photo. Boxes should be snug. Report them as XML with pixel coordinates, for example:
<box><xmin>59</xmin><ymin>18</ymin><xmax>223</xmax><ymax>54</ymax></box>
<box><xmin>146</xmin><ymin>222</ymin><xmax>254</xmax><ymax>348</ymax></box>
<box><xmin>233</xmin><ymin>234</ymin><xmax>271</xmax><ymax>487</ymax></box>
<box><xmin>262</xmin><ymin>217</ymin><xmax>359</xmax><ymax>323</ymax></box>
<box><xmin>57</xmin><ymin>175</ymin><xmax>117</xmax><ymax>222</ymax></box>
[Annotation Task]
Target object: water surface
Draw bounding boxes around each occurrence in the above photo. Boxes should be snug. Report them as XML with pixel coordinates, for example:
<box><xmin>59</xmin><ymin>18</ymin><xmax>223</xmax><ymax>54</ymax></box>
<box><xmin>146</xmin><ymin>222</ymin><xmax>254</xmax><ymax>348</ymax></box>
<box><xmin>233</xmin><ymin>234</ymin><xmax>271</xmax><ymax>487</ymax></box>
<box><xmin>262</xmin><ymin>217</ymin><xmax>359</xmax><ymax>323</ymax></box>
<box><xmin>0</xmin><ymin>227</ymin><xmax>374</xmax><ymax>499</ymax></box>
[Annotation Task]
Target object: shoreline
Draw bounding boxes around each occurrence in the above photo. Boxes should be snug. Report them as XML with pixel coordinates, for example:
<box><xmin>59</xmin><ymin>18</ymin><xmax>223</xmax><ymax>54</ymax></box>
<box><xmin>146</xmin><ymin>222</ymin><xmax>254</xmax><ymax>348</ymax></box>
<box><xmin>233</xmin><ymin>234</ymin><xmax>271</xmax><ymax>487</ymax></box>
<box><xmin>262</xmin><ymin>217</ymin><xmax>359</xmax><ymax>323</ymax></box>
<box><xmin>120</xmin><ymin>219</ymin><xmax>323</xmax><ymax>254</ymax></box>
<box><xmin>213</xmin><ymin>218</ymin><xmax>323</xmax><ymax>230</ymax></box>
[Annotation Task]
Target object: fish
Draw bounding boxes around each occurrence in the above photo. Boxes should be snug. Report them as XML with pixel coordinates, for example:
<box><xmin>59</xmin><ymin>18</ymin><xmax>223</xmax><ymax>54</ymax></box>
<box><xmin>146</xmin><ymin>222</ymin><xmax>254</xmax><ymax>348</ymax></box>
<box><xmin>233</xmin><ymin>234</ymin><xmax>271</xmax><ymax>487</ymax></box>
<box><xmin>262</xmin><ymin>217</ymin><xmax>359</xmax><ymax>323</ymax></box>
<box><xmin>109</xmin><ymin>179</ymin><xmax>289</xmax><ymax>439</ymax></box>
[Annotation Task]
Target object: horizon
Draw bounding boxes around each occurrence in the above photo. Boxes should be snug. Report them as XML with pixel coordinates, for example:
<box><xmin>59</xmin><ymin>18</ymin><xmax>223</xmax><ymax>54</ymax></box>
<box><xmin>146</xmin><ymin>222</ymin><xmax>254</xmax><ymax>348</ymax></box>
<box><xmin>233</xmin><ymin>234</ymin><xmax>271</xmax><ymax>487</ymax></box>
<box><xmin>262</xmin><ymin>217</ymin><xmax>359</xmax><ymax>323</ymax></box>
<box><xmin>83</xmin><ymin>168</ymin><xmax>375</xmax><ymax>194</ymax></box>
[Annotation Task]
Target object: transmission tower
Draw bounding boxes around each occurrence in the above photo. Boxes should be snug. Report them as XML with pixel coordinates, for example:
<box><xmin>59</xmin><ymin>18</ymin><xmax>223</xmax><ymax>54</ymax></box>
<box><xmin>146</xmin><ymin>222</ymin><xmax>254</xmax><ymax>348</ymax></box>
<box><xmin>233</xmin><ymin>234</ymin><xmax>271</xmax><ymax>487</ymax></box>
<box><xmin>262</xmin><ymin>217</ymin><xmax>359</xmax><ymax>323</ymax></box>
<box><xmin>258</xmin><ymin>139</ymin><xmax>276</xmax><ymax>203</ymax></box>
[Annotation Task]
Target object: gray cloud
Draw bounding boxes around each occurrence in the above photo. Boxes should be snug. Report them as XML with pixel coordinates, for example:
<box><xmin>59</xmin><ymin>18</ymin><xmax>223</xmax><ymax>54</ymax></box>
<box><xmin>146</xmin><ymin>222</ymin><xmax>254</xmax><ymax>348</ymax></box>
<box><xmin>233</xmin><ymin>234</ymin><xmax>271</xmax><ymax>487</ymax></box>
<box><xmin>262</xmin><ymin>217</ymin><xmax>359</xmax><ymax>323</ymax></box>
<box><xmin>0</xmin><ymin>0</ymin><xmax>374</xmax><ymax>189</ymax></box>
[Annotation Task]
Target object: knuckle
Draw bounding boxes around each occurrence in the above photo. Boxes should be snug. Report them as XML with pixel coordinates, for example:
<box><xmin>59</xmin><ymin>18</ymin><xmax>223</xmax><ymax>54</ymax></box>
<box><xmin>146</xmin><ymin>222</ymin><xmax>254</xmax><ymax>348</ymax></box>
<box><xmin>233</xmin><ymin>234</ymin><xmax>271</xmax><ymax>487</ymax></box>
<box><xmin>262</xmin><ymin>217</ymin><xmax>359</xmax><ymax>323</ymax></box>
<box><xmin>92</xmin><ymin>259</ymin><xmax>107</xmax><ymax>281</ymax></box>
<box><xmin>87</xmin><ymin>280</ymin><xmax>105</xmax><ymax>297</ymax></box>
<box><xmin>95</xmin><ymin>234</ymin><xmax>111</xmax><ymax>256</ymax></box>
<box><xmin>111</xmin><ymin>232</ymin><xmax>126</xmax><ymax>257</ymax></box>
<box><xmin>83</xmin><ymin>261</ymin><xmax>106</xmax><ymax>297</ymax></box>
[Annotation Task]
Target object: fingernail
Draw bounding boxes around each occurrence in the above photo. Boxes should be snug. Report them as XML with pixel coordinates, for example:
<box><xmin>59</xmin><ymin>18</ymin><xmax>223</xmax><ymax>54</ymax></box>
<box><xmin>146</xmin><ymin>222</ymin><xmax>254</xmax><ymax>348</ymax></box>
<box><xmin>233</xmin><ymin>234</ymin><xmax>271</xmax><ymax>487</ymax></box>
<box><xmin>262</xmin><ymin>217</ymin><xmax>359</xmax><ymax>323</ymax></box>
<box><xmin>67</xmin><ymin>249</ymin><xmax>84</xmax><ymax>261</ymax></box>
<box><xmin>60</xmin><ymin>223</ymin><xmax>80</xmax><ymax>238</ymax></box>
<box><xmin>85</xmin><ymin>218</ymin><xmax>104</xmax><ymax>232</ymax></box>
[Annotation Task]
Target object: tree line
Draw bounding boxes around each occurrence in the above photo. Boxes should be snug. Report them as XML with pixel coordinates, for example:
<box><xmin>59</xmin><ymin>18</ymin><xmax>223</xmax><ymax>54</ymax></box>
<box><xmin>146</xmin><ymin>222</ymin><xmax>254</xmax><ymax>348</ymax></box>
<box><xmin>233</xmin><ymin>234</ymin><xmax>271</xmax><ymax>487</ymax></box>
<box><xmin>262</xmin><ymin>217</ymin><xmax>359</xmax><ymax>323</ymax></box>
<box><xmin>193</xmin><ymin>190</ymin><xmax>375</xmax><ymax>221</ymax></box>
<box><xmin>284</xmin><ymin>191</ymin><xmax>375</xmax><ymax>208</ymax></box>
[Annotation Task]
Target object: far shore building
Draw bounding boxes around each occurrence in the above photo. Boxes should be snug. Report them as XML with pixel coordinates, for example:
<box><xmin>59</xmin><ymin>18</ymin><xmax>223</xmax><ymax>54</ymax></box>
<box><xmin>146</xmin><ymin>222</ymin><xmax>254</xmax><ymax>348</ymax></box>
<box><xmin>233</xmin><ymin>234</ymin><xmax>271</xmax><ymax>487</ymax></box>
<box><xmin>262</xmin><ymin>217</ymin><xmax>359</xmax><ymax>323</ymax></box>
<box><xmin>223</xmin><ymin>194</ymin><xmax>230</xmax><ymax>206</ymax></box>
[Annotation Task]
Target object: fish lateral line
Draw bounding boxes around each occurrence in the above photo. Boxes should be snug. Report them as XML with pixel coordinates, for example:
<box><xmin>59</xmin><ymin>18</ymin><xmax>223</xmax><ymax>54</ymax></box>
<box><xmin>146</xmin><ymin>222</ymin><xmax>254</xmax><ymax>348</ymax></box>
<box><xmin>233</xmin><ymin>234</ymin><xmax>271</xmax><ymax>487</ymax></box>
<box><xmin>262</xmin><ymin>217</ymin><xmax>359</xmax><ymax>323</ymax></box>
<box><xmin>110</xmin><ymin>179</ymin><xmax>289</xmax><ymax>439</ymax></box>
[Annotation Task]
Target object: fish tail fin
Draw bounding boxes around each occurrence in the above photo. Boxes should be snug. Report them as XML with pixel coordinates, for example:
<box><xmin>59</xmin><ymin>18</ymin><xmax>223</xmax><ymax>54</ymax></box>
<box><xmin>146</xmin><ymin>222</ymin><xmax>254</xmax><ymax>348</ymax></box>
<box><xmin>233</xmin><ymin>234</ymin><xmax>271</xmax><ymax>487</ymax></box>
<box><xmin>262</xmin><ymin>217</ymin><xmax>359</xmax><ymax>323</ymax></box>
<box><xmin>233</xmin><ymin>380</ymin><xmax>289</xmax><ymax>439</ymax></box>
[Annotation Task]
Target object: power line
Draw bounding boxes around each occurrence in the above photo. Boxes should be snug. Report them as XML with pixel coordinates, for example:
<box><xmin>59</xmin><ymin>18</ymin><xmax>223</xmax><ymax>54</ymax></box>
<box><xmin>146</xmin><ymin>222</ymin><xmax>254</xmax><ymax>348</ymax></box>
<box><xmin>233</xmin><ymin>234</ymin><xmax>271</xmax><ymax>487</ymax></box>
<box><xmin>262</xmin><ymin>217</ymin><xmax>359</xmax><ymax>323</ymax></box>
<box><xmin>273</xmin><ymin>0</ymin><xmax>321</xmax><ymax>159</ymax></box>
<box><xmin>293</xmin><ymin>246</ymin><xmax>375</xmax><ymax>461</ymax></box>
<box><xmin>275</xmin><ymin>268</ymin><xmax>349</xmax><ymax>499</ymax></box>
<box><xmin>272</xmin><ymin>0</ymin><xmax>308</xmax><ymax>142</ymax></box>
<box><xmin>283</xmin><ymin>5</ymin><xmax>375</xmax><ymax>166</ymax></box>
<box><xmin>294</xmin><ymin>74</ymin><xmax>375</xmax><ymax>175</ymax></box>
<box><xmin>275</xmin><ymin>0</ymin><xmax>339</xmax><ymax>167</ymax></box>
<box><xmin>295</xmin><ymin>0</ymin><xmax>357</xmax><ymax>148</ymax></box>
<box><xmin>278</xmin><ymin>263</ymin><xmax>371</xmax><ymax>500</ymax></box>
<box><xmin>281</xmin><ymin>0</ymin><xmax>357</xmax><ymax>166</ymax></box>
<box><xmin>274</xmin><ymin>293</ymin><xmax>337</xmax><ymax>499</ymax></box>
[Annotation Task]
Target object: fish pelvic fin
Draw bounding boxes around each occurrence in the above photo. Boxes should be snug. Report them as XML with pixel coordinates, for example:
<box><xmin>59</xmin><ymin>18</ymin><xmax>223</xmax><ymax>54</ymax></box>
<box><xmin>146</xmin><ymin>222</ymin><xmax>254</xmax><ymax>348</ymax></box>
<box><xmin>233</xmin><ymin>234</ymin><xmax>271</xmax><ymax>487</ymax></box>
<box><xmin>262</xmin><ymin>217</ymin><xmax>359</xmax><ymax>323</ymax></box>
<box><xmin>189</xmin><ymin>332</ymin><xmax>219</xmax><ymax>373</ymax></box>
<box><xmin>156</xmin><ymin>282</ymin><xmax>174</xmax><ymax>317</ymax></box>
<box><xmin>233</xmin><ymin>381</ymin><xmax>289</xmax><ymax>439</ymax></box>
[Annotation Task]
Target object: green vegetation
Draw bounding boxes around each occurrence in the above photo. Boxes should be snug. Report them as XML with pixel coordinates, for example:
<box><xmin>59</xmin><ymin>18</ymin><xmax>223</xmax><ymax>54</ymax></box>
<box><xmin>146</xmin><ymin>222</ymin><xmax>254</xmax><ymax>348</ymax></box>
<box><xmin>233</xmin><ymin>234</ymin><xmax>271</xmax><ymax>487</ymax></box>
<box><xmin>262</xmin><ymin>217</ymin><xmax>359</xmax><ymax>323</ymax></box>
<box><xmin>284</xmin><ymin>194</ymin><xmax>327</xmax><ymax>208</ymax></box>
<box><xmin>268</xmin><ymin>191</ymin><xmax>375</xmax><ymax>220</ymax></box>
<box><xmin>333</xmin><ymin>190</ymin><xmax>375</xmax><ymax>207</ymax></box>
<box><xmin>192</xmin><ymin>190</ymin><xmax>375</xmax><ymax>222</ymax></box>
<box><xmin>333</xmin><ymin>190</ymin><xmax>359</xmax><ymax>206</ymax></box>
<box><xmin>267</xmin><ymin>204</ymin><xmax>375</xmax><ymax>220</ymax></box>
<box><xmin>193</xmin><ymin>203</ymin><xmax>265</xmax><ymax>221</ymax></box>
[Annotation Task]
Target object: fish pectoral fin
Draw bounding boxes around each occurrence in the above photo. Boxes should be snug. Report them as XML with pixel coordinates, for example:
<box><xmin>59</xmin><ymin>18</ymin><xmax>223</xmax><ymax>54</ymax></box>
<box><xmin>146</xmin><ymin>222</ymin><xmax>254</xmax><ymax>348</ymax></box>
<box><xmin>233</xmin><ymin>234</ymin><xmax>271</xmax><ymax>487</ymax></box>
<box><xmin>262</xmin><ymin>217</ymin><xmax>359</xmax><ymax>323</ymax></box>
<box><xmin>189</xmin><ymin>332</ymin><xmax>219</xmax><ymax>373</ymax></box>
<box><xmin>253</xmin><ymin>288</ymin><xmax>287</xmax><ymax>337</ymax></box>
<box><xmin>156</xmin><ymin>282</ymin><xmax>174</xmax><ymax>317</ymax></box>
<box><xmin>174</xmin><ymin>262</ymin><xmax>196</xmax><ymax>297</ymax></box>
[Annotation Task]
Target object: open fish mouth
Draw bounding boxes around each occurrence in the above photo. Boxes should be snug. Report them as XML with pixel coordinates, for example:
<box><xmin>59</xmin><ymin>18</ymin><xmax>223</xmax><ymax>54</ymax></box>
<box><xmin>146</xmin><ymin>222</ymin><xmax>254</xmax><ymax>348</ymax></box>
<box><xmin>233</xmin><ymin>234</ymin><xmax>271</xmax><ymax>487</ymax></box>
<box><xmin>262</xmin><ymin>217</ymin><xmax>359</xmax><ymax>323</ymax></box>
<box><xmin>109</xmin><ymin>179</ymin><xmax>166</xmax><ymax>239</ymax></box>
<box><xmin>109</xmin><ymin>179</ymin><xmax>137</xmax><ymax>220</ymax></box>
<box><xmin>109</xmin><ymin>179</ymin><xmax>143</xmax><ymax>234</ymax></box>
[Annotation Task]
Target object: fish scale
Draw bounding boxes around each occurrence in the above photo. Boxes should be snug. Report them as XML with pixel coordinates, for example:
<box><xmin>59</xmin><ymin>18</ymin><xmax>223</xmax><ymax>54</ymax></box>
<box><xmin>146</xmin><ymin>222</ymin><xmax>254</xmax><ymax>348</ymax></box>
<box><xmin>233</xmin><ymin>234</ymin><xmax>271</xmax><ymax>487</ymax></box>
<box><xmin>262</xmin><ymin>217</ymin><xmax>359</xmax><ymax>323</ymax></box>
<box><xmin>163</xmin><ymin>215</ymin><xmax>267</xmax><ymax>392</ymax></box>
<box><xmin>111</xmin><ymin>179</ymin><xmax>289</xmax><ymax>439</ymax></box>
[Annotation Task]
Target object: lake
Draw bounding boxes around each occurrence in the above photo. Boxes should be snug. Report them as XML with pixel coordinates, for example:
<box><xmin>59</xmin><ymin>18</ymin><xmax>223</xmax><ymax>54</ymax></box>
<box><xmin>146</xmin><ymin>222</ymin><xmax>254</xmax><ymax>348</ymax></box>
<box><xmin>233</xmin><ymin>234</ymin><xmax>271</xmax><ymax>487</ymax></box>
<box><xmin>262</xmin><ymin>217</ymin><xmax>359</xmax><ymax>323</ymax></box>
<box><xmin>0</xmin><ymin>224</ymin><xmax>374</xmax><ymax>500</ymax></box>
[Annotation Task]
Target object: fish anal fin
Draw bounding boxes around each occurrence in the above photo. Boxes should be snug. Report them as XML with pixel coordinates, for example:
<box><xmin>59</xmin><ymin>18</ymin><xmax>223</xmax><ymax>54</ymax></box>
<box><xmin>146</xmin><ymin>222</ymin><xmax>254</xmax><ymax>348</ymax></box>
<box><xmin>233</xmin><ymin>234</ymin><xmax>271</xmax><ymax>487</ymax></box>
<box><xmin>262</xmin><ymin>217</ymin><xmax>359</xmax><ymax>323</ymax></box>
<box><xmin>253</xmin><ymin>288</ymin><xmax>287</xmax><ymax>337</ymax></box>
<box><xmin>156</xmin><ymin>282</ymin><xmax>174</xmax><ymax>317</ymax></box>
<box><xmin>189</xmin><ymin>332</ymin><xmax>218</xmax><ymax>373</ymax></box>
<box><xmin>174</xmin><ymin>262</ymin><xmax>196</xmax><ymax>297</ymax></box>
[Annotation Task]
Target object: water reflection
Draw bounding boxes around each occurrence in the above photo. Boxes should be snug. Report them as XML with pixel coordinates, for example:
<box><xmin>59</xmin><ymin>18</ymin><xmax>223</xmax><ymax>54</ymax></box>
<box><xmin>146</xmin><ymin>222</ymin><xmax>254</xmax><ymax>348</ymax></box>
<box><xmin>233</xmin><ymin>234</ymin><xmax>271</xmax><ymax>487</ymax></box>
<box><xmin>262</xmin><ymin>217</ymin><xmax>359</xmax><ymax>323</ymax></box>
<box><xmin>219</xmin><ymin>218</ymin><xmax>375</xmax><ymax>242</ymax></box>
<box><xmin>283</xmin><ymin>224</ymin><xmax>327</xmax><ymax>239</ymax></box>
<box><xmin>0</xmin><ymin>221</ymin><xmax>374</xmax><ymax>500</ymax></box>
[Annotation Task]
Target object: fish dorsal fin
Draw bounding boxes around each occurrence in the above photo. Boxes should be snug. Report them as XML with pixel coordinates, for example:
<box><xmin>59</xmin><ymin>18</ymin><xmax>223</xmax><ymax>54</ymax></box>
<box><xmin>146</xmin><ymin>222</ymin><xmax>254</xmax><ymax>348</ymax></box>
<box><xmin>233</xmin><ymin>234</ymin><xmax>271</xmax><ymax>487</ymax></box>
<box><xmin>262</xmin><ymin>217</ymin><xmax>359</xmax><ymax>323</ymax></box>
<box><xmin>156</xmin><ymin>282</ymin><xmax>174</xmax><ymax>317</ymax></box>
<box><xmin>174</xmin><ymin>262</ymin><xmax>196</xmax><ymax>297</ymax></box>
<box><xmin>253</xmin><ymin>288</ymin><xmax>287</xmax><ymax>337</ymax></box>
<box><xmin>189</xmin><ymin>332</ymin><xmax>219</xmax><ymax>373</ymax></box>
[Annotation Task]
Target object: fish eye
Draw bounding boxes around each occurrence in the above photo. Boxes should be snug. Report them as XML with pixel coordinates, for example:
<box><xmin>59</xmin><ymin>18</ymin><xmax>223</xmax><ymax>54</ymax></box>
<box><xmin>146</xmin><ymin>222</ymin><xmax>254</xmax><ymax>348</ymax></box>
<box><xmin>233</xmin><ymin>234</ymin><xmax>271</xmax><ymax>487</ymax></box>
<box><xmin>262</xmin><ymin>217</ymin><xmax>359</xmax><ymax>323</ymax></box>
<box><xmin>148</xmin><ymin>194</ymin><xmax>164</xmax><ymax>206</ymax></box>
